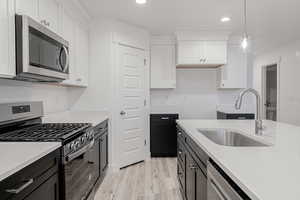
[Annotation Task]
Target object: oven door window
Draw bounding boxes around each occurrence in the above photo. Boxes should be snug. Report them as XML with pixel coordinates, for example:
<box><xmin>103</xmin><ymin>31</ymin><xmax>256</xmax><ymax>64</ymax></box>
<box><xmin>64</xmin><ymin>147</ymin><xmax>98</xmax><ymax>200</ymax></box>
<box><xmin>29</xmin><ymin>27</ymin><xmax>62</xmax><ymax>72</ymax></box>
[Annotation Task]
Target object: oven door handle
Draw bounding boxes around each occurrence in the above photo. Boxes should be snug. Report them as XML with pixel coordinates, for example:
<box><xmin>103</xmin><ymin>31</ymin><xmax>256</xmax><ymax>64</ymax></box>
<box><xmin>65</xmin><ymin>139</ymin><xmax>94</xmax><ymax>163</ymax></box>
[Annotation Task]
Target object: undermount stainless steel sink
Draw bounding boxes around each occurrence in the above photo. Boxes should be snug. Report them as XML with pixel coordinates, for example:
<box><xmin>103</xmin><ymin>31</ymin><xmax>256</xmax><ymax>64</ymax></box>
<box><xmin>197</xmin><ymin>129</ymin><xmax>268</xmax><ymax>147</ymax></box>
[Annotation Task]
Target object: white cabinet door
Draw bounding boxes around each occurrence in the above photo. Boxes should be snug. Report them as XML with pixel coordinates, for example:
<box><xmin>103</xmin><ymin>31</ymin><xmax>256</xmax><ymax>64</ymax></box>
<box><xmin>0</xmin><ymin>0</ymin><xmax>15</xmax><ymax>78</ymax></box>
<box><xmin>61</xmin><ymin>8</ymin><xmax>76</xmax><ymax>85</ymax></box>
<box><xmin>218</xmin><ymin>45</ymin><xmax>247</xmax><ymax>89</ymax></box>
<box><xmin>75</xmin><ymin>23</ymin><xmax>89</xmax><ymax>87</ymax></box>
<box><xmin>39</xmin><ymin>0</ymin><xmax>60</xmax><ymax>33</ymax></box>
<box><xmin>177</xmin><ymin>41</ymin><xmax>205</xmax><ymax>65</ymax></box>
<box><xmin>15</xmin><ymin>0</ymin><xmax>39</xmax><ymax>21</ymax></box>
<box><xmin>151</xmin><ymin>44</ymin><xmax>176</xmax><ymax>88</ymax></box>
<box><xmin>204</xmin><ymin>41</ymin><xmax>227</xmax><ymax>65</ymax></box>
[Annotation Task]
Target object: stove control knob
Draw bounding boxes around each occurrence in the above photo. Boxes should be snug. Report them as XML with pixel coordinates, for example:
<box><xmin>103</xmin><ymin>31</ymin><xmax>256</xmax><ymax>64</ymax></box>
<box><xmin>87</xmin><ymin>131</ymin><xmax>94</xmax><ymax>139</ymax></box>
<box><xmin>66</xmin><ymin>144</ymin><xmax>71</xmax><ymax>151</ymax></box>
<box><xmin>70</xmin><ymin>142</ymin><xmax>76</xmax><ymax>151</ymax></box>
<box><xmin>81</xmin><ymin>137</ymin><xmax>86</xmax><ymax>143</ymax></box>
<box><xmin>76</xmin><ymin>140</ymin><xmax>80</xmax><ymax>148</ymax></box>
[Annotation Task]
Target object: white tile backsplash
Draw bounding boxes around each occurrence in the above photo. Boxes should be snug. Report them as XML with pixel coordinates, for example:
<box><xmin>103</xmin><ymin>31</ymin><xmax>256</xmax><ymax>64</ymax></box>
<box><xmin>0</xmin><ymin>79</ymin><xmax>71</xmax><ymax>114</ymax></box>
<box><xmin>150</xmin><ymin>69</ymin><xmax>254</xmax><ymax>119</ymax></box>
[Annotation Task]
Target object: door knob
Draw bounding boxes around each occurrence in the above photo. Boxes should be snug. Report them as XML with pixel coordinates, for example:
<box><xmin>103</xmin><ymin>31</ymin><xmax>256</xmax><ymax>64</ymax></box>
<box><xmin>120</xmin><ymin>111</ymin><xmax>126</xmax><ymax>115</ymax></box>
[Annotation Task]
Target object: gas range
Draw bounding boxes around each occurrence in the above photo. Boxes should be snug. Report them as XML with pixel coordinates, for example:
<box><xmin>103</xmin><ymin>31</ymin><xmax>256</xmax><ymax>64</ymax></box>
<box><xmin>0</xmin><ymin>102</ymin><xmax>98</xmax><ymax>200</ymax></box>
<box><xmin>0</xmin><ymin>102</ymin><xmax>94</xmax><ymax>155</ymax></box>
<box><xmin>0</xmin><ymin>122</ymin><xmax>94</xmax><ymax>156</ymax></box>
<box><xmin>0</xmin><ymin>123</ymin><xmax>91</xmax><ymax>142</ymax></box>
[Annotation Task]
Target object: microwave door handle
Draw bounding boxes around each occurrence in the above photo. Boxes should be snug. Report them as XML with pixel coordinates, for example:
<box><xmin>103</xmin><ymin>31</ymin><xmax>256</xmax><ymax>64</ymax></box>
<box><xmin>60</xmin><ymin>46</ymin><xmax>69</xmax><ymax>73</ymax></box>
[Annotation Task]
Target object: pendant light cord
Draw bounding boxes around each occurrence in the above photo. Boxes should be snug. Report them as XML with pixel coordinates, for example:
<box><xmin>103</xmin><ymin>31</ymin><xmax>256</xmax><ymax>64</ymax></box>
<box><xmin>244</xmin><ymin>0</ymin><xmax>247</xmax><ymax>37</ymax></box>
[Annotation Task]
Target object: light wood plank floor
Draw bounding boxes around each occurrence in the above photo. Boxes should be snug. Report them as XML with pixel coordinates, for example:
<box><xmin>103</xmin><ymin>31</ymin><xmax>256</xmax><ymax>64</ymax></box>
<box><xmin>94</xmin><ymin>158</ymin><xmax>183</xmax><ymax>200</ymax></box>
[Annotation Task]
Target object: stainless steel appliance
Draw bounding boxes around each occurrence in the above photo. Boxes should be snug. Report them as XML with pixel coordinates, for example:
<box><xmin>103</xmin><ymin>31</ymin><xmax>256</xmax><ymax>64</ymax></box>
<box><xmin>15</xmin><ymin>15</ymin><xmax>69</xmax><ymax>82</ymax></box>
<box><xmin>0</xmin><ymin>102</ymin><xmax>98</xmax><ymax>200</ymax></box>
<box><xmin>207</xmin><ymin>160</ymin><xmax>250</xmax><ymax>200</ymax></box>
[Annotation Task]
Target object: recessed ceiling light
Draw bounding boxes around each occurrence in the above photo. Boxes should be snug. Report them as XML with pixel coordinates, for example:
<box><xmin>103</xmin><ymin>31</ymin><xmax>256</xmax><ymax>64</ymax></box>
<box><xmin>221</xmin><ymin>17</ymin><xmax>231</xmax><ymax>22</ymax></box>
<box><xmin>136</xmin><ymin>0</ymin><xmax>147</xmax><ymax>4</ymax></box>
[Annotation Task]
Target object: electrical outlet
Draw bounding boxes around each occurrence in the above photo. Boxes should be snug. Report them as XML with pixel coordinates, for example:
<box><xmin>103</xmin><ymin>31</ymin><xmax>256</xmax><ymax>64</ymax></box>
<box><xmin>296</xmin><ymin>51</ymin><xmax>300</xmax><ymax>57</ymax></box>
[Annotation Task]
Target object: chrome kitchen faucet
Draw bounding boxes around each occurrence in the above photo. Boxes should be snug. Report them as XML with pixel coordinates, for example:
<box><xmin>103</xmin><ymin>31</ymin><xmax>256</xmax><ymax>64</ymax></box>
<box><xmin>235</xmin><ymin>88</ymin><xmax>263</xmax><ymax>135</ymax></box>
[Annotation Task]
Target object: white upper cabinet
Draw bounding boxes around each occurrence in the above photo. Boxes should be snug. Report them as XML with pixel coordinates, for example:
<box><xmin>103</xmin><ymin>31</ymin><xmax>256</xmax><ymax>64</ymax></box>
<box><xmin>151</xmin><ymin>40</ymin><xmax>176</xmax><ymax>89</ymax></box>
<box><xmin>176</xmin><ymin>40</ymin><xmax>227</xmax><ymax>67</ymax></box>
<box><xmin>177</xmin><ymin>41</ymin><xmax>205</xmax><ymax>65</ymax></box>
<box><xmin>217</xmin><ymin>45</ymin><xmax>248</xmax><ymax>89</ymax></box>
<box><xmin>61</xmin><ymin>7</ymin><xmax>77</xmax><ymax>85</ymax></box>
<box><xmin>0</xmin><ymin>0</ymin><xmax>15</xmax><ymax>78</ymax></box>
<box><xmin>204</xmin><ymin>41</ymin><xmax>227</xmax><ymax>64</ymax></box>
<box><xmin>38</xmin><ymin>0</ymin><xmax>60</xmax><ymax>33</ymax></box>
<box><xmin>75</xmin><ymin>23</ymin><xmax>89</xmax><ymax>87</ymax></box>
<box><xmin>60</xmin><ymin>5</ymin><xmax>89</xmax><ymax>87</ymax></box>
<box><xmin>15</xmin><ymin>0</ymin><xmax>39</xmax><ymax>20</ymax></box>
<box><xmin>15</xmin><ymin>0</ymin><xmax>60</xmax><ymax>33</ymax></box>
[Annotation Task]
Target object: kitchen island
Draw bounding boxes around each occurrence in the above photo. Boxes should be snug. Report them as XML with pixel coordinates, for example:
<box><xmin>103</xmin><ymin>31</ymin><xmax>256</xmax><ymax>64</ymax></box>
<box><xmin>177</xmin><ymin>119</ymin><xmax>300</xmax><ymax>200</ymax></box>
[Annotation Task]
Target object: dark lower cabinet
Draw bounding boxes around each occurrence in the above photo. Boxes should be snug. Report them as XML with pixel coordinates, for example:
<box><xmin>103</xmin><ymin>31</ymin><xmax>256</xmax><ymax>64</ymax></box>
<box><xmin>0</xmin><ymin>149</ymin><xmax>60</xmax><ymax>200</ymax></box>
<box><xmin>100</xmin><ymin>131</ymin><xmax>108</xmax><ymax>175</ymax></box>
<box><xmin>217</xmin><ymin>111</ymin><xmax>255</xmax><ymax>120</ymax></box>
<box><xmin>186</xmin><ymin>153</ymin><xmax>196</xmax><ymax>200</ymax></box>
<box><xmin>177</xmin><ymin>126</ymin><xmax>208</xmax><ymax>200</ymax></box>
<box><xmin>94</xmin><ymin>119</ymin><xmax>109</xmax><ymax>189</ymax></box>
<box><xmin>196</xmin><ymin>166</ymin><xmax>206</xmax><ymax>200</ymax></box>
<box><xmin>24</xmin><ymin>173</ymin><xmax>59</xmax><ymax>200</ymax></box>
<box><xmin>150</xmin><ymin>114</ymin><xmax>179</xmax><ymax>157</ymax></box>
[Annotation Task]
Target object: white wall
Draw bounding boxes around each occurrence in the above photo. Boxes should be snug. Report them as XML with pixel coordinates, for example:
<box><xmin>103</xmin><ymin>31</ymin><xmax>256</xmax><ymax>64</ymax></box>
<box><xmin>253</xmin><ymin>40</ymin><xmax>300</xmax><ymax>126</ymax></box>
<box><xmin>151</xmin><ymin>69</ymin><xmax>218</xmax><ymax>119</ymax></box>
<box><xmin>69</xmin><ymin>19</ymin><xmax>113</xmax><ymax>112</ymax></box>
<box><xmin>0</xmin><ymin>79</ymin><xmax>70</xmax><ymax>114</ymax></box>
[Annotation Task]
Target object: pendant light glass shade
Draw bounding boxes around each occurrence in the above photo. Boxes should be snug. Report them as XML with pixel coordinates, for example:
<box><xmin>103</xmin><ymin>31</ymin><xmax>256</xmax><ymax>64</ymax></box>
<box><xmin>241</xmin><ymin>35</ymin><xmax>248</xmax><ymax>49</ymax></box>
<box><xmin>241</xmin><ymin>0</ymin><xmax>248</xmax><ymax>50</ymax></box>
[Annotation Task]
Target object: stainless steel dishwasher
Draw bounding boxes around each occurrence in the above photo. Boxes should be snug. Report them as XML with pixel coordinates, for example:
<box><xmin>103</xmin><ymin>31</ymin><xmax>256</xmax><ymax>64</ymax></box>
<box><xmin>207</xmin><ymin>160</ymin><xmax>250</xmax><ymax>200</ymax></box>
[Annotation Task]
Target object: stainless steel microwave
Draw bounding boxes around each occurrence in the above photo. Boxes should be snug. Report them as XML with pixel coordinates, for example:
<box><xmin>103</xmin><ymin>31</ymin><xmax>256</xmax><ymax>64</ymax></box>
<box><xmin>15</xmin><ymin>14</ymin><xmax>69</xmax><ymax>82</ymax></box>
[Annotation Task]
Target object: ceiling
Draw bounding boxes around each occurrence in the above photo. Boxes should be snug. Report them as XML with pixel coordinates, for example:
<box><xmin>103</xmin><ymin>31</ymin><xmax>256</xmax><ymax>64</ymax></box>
<box><xmin>79</xmin><ymin>0</ymin><xmax>300</xmax><ymax>53</ymax></box>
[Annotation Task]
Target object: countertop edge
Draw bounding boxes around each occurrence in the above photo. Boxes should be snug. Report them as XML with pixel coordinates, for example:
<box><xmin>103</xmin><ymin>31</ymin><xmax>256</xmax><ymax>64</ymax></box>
<box><xmin>0</xmin><ymin>143</ymin><xmax>61</xmax><ymax>182</ymax></box>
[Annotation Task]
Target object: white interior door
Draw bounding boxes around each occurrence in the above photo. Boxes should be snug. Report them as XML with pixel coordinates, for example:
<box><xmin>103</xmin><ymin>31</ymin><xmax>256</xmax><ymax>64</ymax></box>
<box><xmin>117</xmin><ymin>44</ymin><xmax>147</xmax><ymax>168</ymax></box>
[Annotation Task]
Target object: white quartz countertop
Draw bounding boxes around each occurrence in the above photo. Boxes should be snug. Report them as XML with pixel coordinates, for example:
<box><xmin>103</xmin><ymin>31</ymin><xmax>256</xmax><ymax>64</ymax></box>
<box><xmin>43</xmin><ymin>111</ymin><xmax>109</xmax><ymax>126</ymax></box>
<box><xmin>176</xmin><ymin>119</ymin><xmax>300</xmax><ymax>200</ymax></box>
<box><xmin>0</xmin><ymin>142</ymin><xmax>61</xmax><ymax>182</ymax></box>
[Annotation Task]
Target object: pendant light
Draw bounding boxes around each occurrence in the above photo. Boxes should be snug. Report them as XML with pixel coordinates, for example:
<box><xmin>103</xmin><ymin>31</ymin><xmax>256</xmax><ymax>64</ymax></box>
<box><xmin>241</xmin><ymin>0</ymin><xmax>248</xmax><ymax>49</ymax></box>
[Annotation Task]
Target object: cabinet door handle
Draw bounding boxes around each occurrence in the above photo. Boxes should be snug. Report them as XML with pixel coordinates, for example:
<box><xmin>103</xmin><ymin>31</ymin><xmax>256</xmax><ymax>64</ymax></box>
<box><xmin>161</xmin><ymin>117</ymin><xmax>169</xmax><ymax>120</ymax></box>
<box><xmin>40</xmin><ymin>19</ymin><xmax>46</xmax><ymax>25</ymax></box>
<box><xmin>6</xmin><ymin>179</ymin><xmax>34</xmax><ymax>194</ymax></box>
<box><xmin>190</xmin><ymin>164</ymin><xmax>198</xmax><ymax>170</ymax></box>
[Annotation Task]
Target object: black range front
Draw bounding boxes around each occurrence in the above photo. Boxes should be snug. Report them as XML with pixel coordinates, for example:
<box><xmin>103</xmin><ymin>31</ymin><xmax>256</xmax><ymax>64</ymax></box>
<box><xmin>0</xmin><ymin>102</ymin><xmax>99</xmax><ymax>200</ymax></box>
<box><xmin>62</xmin><ymin>132</ymin><xmax>99</xmax><ymax>200</ymax></box>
